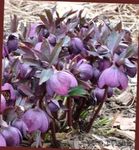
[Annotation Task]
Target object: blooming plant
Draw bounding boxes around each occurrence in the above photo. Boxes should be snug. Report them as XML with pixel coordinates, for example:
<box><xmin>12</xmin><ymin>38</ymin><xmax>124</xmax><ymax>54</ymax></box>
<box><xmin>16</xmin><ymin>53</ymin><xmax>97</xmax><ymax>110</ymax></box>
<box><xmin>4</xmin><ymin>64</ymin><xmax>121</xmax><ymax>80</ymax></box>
<box><xmin>0</xmin><ymin>8</ymin><xmax>137</xmax><ymax>147</ymax></box>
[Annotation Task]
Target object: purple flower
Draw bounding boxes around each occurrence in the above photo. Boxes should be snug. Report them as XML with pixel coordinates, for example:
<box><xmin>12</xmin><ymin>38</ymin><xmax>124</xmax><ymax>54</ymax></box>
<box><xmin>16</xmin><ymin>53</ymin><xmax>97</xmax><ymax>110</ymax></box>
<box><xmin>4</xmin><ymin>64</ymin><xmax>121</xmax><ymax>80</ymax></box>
<box><xmin>93</xmin><ymin>87</ymin><xmax>113</xmax><ymax>102</ymax></box>
<box><xmin>48</xmin><ymin>99</ymin><xmax>60</xmax><ymax>112</ymax></box>
<box><xmin>0</xmin><ymin>94</ymin><xmax>6</xmax><ymax>113</ymax></box>
<box><xmin>7</xmin><ymin>34</ymin><xmax>19</xmax><ymax>53</ymax></box>
<box><xmin>12</xmin><ymin>119</ymin><xmax>29</xmax><ymax>136</ymax></box>
<box><xmin>22</xmin><ymin>108</ymin><xmax>49</xmax><ymax>133</ymax></box>
<box><xmin>0</xmin><ymin>134</ymin><xmax>6</xmax><ymax>147</ymax></box>
<box><xmin>47</xmin><ymin>71</ymin><xmax>78</xmax><ymax>96</ymax></box>
<box><xmin>98</xmin><ymin>58</ymin><xmax>112</xmax><ymax>71</ymax></box>
<box><xmin>48</xmin><ymin>34</ymin><xmax>57</xmax><ymax>46</ymax></box>
<box><xmin>98</xmin><ymin>65</ymin><xmax>128</xmax><ymax>90</ymax></box>
<box><xmin>1</xmin><ymin>126</ymin><xmax>22</xmax><ymax>146</ymax></box>
<box><xmin>17</xmin><ymin>63</ymin><xmax>32</xmax><ymax>79</ymax></box>
<box><xmin>2</xmin><ymin>83</ymin><xmax>16</xmax><ymax>101</ymax></box>
<box><xmin>69</xmin><ymin>37</ymin><xmax>86</xmax><ymax>54</ymax></box>
<box><xmin>75</xmin><ymin>59</ymin><xmax>93</xmax><ymax>81</ymax></box>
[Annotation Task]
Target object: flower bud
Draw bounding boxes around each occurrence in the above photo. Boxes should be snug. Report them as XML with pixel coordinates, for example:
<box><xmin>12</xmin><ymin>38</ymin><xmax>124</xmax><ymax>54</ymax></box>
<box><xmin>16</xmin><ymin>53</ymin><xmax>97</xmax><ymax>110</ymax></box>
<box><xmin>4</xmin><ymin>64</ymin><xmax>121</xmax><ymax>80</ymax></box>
<box><xmin>75</xmin><ymin>59</ymin><xmax>93</xmax><ymax>81</ymax></box>
<box><xmin>91</xmin><ymin>67</ymin><xmax>101</xmax><ymax>84</ymax></box>
<box><xmin>93</xmin><ymin>87</ymin><xmax>113</xmax><ymax>102</ymax></box>
<box><xmin>48</xmin><ymin>99</ymin><xmax>60</xmax><ymax>112</ymax></box>
<box><xmin>22</xmin><ymin>108</ymin><xmax>49</xmax><ymax>133</ymax></box>
<box><xmin>69</xmin><ymin>37</ymin><xmax>86</xmax><ymax>54</ymax></box>
<box><xmin>98</xmin><ymin>65</ymin><xmax>128</xmax><ymax>90</ymax></box>
<box><xmin>7</xmin><ymin>34</ymin><xmax>18</xmax><ymax>52</ymax></box>
<box><xmin>0</xmin><ymin>95</ymin><xmax>6</xmax><ymax>113</ymax></box>
<box><xmin>38</xmin><ymin>25</ymin><xmax>49</xmax><ymax>41</ymax></box>
<box><xmin>48</xmin><ymin>34</ymin><xmax>57</xmax><ymax>46</ymax></box>
<box><xmin>12</xmin><ymin>119</ymin><xmax>28</xmax><ymax>136</ymax></box>
<box><xmin>1</xmin><ymin>126</ymin><xmax>22</xmax><ymax>146</ymax></box>
<box><xmin>98</xmin><ymin>58</ymin><xmax>112</xmax><ymax>71</ymax></box>
<box><xmin>17</xmin><ymin>63</ymin><xmax>32</xmax><ymax>79</ymax></box>
<box><xmin>0</xmin><ymin>133</ymin><xmax>6</xmax><ymax>147</ymax></box>
<box><xmin>47</xmin><ymin>71</ymin><xmax>78</xmax><ymax>96</ymax></box>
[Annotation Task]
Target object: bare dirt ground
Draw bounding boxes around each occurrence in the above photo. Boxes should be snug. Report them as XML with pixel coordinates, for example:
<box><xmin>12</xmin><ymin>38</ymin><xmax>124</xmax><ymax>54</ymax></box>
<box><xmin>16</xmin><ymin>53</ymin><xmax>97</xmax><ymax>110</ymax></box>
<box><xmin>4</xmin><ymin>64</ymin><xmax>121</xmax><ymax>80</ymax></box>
<box><xmin>4</xmin><ymin>0</ymin><xmax>139</xmax><ymax>149</ymax></box>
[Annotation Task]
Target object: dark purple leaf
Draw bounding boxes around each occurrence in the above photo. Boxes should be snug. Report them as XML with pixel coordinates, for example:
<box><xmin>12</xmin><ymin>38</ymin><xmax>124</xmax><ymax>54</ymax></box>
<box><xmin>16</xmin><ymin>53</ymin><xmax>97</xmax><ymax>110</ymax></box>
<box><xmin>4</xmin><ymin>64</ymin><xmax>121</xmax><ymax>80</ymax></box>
<box><xmin>17</xmin><ymin>84</ymin><xmax>34</xmax><ymax>97</ymax></box>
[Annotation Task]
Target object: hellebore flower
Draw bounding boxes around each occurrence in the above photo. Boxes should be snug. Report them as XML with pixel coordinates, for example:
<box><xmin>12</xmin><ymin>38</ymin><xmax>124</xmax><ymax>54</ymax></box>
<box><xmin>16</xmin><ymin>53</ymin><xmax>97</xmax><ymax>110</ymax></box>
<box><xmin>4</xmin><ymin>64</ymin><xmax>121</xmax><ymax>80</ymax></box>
<box><xmin>91</xmin><ymin>67</ymin><xmax>101</xmax><ymax>84</ymax></box>
<box><xmin>98</xmin><ymin>58</ymin><xmax>112</xmax><ymax>71</ymax></box>
<box><xmin>93</xmin><ymin>87</ymin><xmax>113</xmax><ymax>102</ymax></box>
<box><xmin>0</xmin><ymin>133</ymin><xmax>6</xmax><ymax>147</ymax></box>
<box><xmin>47</xmin><ymin>71</ymin><xmax>78</xmax><ymax>96</ymax></box>
<box><xmin>48</xmin><ymin>34</ymin><xmax>57</xmax><ymax>46</ymax></box>
<box><xmin>7</xmin><ymin>34</ymin><xmax>19</xmax><ymax>53</ymax></box>
<box><xmin>48</xmin><ymin>99</ymin><xmax>60</xmax><ymax>112</ymax></box>
<box><xmin>2</xmin><ymin>83</ymin><xmax>16</xmax><ymax>101</ymax></box>
<box><xmin>69</xmin><ymin>37</ymin><xmax>86</xmax><ymax>54</ymax></box>
<box><xmin>17</xmin><ymin>63</ymin><xmax>32</xmax><ymax>79</ymax></box>
<box><xmin>1</xmin><ymin>126</ymin><xmax>22</xmax><ymax>146</ymax></box>
<box><xmin>12</xmin><ymin>119</ymin><xmax>29</xmax><ymax>136</ymax></box>
<box><xmin>22</xmin><ymin>108</ymin><xmax>49</xmax><ymax>133</ymax></box>
<box><xmin>98</xmin><ymin>65</ymin><xmax>128</xmax><ymax>90</ymax></box>
<box><xmin>38</xmin><ymin>25</ymin><xmax>50</xmax><ymax>41</ymax></box>
<box><xmin>0</xmin><ymin>94</ymin><xmax>6</xmax><ymax>113</ymax></box>
<box><xmin>75</xmin><ymin>59</ymin><xmax>93</xmax><ymax>81</ymax></box>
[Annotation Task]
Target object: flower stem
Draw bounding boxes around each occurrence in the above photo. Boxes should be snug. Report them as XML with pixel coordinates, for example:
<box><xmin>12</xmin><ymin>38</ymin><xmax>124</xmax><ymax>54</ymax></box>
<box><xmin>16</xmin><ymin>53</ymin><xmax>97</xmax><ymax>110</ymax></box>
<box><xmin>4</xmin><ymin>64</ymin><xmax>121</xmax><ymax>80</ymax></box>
<box><xmin>85</xmin><ymin>87</ymin><xmax>108</xmax><ymax>133</ymax></box>
<box><xmin>67</xmin><ymin>97</ymin><xmax>72</xmax><ymax>127</ymax></box>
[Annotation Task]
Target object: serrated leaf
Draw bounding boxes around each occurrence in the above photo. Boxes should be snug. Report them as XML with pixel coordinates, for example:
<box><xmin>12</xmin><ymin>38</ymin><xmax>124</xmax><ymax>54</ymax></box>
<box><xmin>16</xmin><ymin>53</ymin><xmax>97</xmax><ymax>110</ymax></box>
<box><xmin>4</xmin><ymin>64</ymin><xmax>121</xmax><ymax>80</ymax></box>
<box><xmin>39</xmin><ymin>68</ymin><xmax>54</xmax><ymax>85</ymax></box>
<box><xmin>49</xmin><ymin>38</ymin><xmax>65</xmax><ymax>66</ymax></box>
<box><xmin>68</xmin><ymin>86</ymin><xmax>88</xmax><ymax>97</ymax></box>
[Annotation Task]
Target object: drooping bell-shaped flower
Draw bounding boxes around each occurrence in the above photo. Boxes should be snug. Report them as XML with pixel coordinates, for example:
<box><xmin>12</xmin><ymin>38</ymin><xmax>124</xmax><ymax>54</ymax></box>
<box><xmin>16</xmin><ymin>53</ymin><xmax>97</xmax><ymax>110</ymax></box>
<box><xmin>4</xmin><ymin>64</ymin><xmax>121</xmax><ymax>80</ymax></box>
<box><xmin>75</xmin><ymin>59</ymin><xmax>93</xmax><ymax>81</ymax></box>
<box><xmin>22</xmin><ymin>108</ymin><xmax>49</xmax><ymax>133</ymax></box>
<box><xmin>93</xmin><ymin>87</ymin><xmax>113</xmax><ymax>102</ymax></box>
<box><xmin>47</xmin><ymin>71</ymin><xmax>78</xmax><ymax>96</ymax></box>
<box><xmin>17</xmin><ymin>63</ymin><xmax>32</xmax><ymax>79</ymax></box>
<box><xmin>91</xmin><ymin>67</ymin><xmax>101</xmax><ymax>84</ymax></box>
<box><xmin>98</xmin><ymin>58</ymin><xmax>112</xmax><ymax>71</ymax></box>
<box><xmin>0</xmin><ymin>133</ymin><xmax>6</xmax><ymax>147</ymax></box>
<box><xmin>69</xmin><ymin>37</ymin><xmax>86</xmax><ymax>54</ymax></box>
<box><xmin>7</xmin><ymin>34</ymin><xmax>19</xmax><ymax>53</ymax></box>
<box><xmin>48</xmin><ymin>99</ymin><xmax>60</xmax><ymax>112</ymax></box>
<box><xmin>98</xmin><ymin>65</ymin><xmax>128</xmax><ymax>90</ymax></box>
<box><xmin>12</xmin><ymin>119</ymin><xmax>29</xmax><ymax>136</ymax></box>
<box><xmin>0</xmin><ymin>94</ymin><xmax>6</xmax><ymax>113</ymax></box>
<box><xmin>38</xmin><ymin>25</ymin><xmax>50</xmax><ymax>41</ymax></box>
<box><xmin>2</xmin><ymin>83</ymin><xmax>16</xmax><ymax>101</ymax></box>
<box><xmin>1</xmin><ymin>126</ymin><xmax>22</xmax><ymax>146</ymax></box>
<box><xmin>48</xmin><ymin>34</ymin><xmax>57</xmax><ymax>46</ymax></box>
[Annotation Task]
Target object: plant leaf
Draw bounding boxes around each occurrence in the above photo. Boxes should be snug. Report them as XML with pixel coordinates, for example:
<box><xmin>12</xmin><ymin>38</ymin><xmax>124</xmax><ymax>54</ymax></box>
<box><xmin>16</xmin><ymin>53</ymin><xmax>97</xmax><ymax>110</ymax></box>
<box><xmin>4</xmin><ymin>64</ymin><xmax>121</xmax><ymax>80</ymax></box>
<box><xmin>18</xmin><ymin>84</ymin><xmax>34</xmax><ymax>97</ymax></box>
<box><xmin>68</xmin><ymin>86</ymin><xmax>88</xmax><ymax>97</ymax></box>
<box><xmin>39</xmin><ymin>68</ymin><xmax>54</xmax><ymax>85</ymax></box>
<box><xmin>48</xmin><ymin>38</ymin><xmax>65</xmax><ymax>66</ymax></box>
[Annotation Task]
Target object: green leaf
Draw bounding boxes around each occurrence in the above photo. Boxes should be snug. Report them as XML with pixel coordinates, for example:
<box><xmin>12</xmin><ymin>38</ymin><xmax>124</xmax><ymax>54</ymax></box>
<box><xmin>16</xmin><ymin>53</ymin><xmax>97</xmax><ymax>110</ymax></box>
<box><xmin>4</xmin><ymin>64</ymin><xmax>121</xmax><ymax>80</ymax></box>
<box><xmin>38</xmin><ymin>14</ymin><xmax>49</xmax><ymax>28</ymax></box>
<box><xmin>68</xmin><ymin>86</ymin><xmax>88</xmax><ymax>97</ymax></box>
<box><xmin>39</xmin><ymin>68</ymin><xmax>54</xmax><ymax>85</ymax></box>
<box><xmin>48</xmin><ymin>38</ymin><xmax>65</xmax><ymax>67</ymax></box>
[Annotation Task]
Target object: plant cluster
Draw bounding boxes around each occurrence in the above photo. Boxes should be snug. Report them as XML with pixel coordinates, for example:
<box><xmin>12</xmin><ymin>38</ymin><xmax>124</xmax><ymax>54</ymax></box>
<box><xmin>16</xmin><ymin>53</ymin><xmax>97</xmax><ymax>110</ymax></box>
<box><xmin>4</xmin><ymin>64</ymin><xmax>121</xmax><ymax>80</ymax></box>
<box><xmin>0</xmin><ymin>8</ymin><xmax>137</xmax><ymax>147</ymax></box>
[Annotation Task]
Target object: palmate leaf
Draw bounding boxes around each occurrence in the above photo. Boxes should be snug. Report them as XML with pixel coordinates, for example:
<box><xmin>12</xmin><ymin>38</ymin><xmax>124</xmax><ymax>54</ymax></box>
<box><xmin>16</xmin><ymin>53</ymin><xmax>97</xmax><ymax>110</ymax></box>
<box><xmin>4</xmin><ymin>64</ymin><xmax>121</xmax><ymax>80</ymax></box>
<box><xmin>39</xmin><ymin>68</ymin><xmax>54</xmax><ymax>85</ymax></box>
<box><xmin>68</xmin><ymin>86</ymin><xmax>89</xmax><ymax>97</ymax></box>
